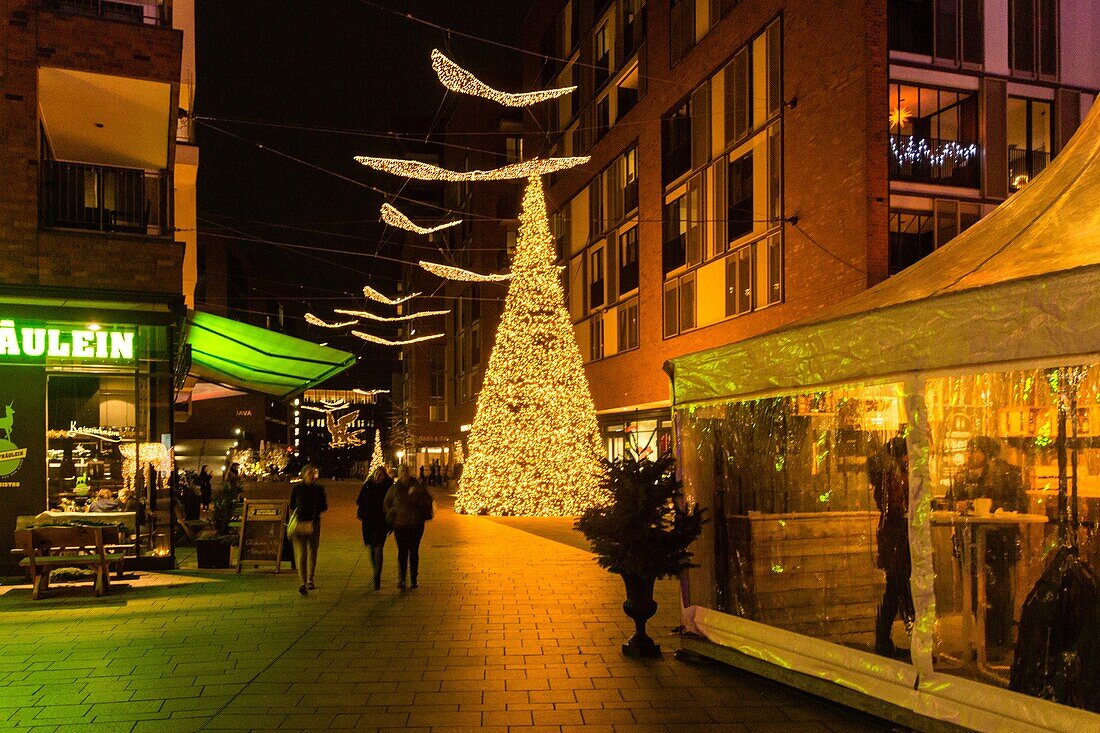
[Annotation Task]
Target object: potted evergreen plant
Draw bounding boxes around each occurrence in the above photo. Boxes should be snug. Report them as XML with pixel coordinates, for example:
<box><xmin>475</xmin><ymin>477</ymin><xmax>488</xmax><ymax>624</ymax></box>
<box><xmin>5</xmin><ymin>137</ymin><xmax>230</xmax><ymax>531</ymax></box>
<box><xmin>576</xmin><ymin>452</ymin><xmax>705</xmax><ymax>657</ymax></box>
<box><xmin>195</xmin><ymin>481</ymin><xmax>239</xmax><ymax>568</ymax></box>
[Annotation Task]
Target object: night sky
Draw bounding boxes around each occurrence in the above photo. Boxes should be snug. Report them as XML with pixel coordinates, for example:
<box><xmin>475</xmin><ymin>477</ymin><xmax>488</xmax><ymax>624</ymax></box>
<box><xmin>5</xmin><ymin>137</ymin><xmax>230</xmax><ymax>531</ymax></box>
<box><xmin>194</xmin><ymin>0</ymin><xmax>532</xmax><ymax>389</ymax></box>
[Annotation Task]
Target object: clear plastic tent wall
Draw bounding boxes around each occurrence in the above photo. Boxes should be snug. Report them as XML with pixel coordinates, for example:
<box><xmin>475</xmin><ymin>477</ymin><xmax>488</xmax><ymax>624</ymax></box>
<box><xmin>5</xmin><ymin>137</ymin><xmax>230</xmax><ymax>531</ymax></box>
<box><xmin>676</xmin><ymin>365</ymin><xmax>1100</xmax><ymax>730</ymax></box>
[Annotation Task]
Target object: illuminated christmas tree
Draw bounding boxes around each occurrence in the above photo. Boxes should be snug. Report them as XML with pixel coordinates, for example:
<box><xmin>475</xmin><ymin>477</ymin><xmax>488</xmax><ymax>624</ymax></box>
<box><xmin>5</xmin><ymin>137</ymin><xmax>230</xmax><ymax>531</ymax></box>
<box><xmin>353</xmin><ymin>49</ymin><xmax>602</xmax><ymax>515</ymax></box>
<box><xmin>369</xmin><ymin>429</ymin><xmax>385</xmax><ymax>473</ymax></box>
<box><xmin>454</xmin><ymin>176</ymin><xmax>605</xmax><ymax>516</ymax></box>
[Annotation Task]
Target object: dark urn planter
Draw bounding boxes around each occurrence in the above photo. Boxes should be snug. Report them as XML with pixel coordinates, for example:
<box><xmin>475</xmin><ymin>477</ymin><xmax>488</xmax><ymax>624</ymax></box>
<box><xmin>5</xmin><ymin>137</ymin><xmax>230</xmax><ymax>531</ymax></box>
<box><xmin>621</xmin><ymin>573</ymin><xmax>661</xmax><ymax>657</ymax></box>
<box><xmin>195</xmin><ymin>539</ymin><xmax>232</xmax><ymax>569</ymax></box>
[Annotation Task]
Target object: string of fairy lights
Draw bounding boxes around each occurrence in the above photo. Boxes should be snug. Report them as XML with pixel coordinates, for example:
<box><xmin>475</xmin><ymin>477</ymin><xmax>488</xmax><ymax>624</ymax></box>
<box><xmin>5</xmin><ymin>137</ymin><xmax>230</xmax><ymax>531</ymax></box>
<box><xmin>418</xmin><ymin>261</ymin><xmax>512</xmax><ymax>282</ymax></box>
<box><xmin>431</xmin><ymin>48</ymin><xmax>576</xmax><ymax>107</ymax></box>
<box><xmin>333</xmin><ymin>307</ymin><xmax>451</xmax><ymax>321</ymax></box>
<box><xmin>380</xmin><ymin>203</ymin><xmax>462</xmax><ymax>235</ymax></box>
<box><xmin>355</xmin><ymin>155</ymin><xmax>590</xmax><ymax>181</ymax></box>
<box><xmin>351</xmin><ymin>330</ymin><xmax>445</xmax><ymax>347</ymax></box>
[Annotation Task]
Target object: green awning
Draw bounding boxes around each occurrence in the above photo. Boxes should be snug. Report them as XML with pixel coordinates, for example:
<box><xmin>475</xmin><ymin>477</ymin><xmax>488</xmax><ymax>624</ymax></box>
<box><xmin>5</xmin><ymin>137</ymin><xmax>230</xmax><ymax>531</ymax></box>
<box><xmin>185</xmin><ymin>310</ymin><xmax>356</xmax><ymax>399</ymax></box>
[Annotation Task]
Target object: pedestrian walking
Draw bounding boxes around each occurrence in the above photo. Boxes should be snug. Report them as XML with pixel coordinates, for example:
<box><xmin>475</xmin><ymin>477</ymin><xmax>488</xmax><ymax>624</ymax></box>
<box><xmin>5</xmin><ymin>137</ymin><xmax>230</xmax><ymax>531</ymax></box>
<box><xmin>383</xmin><ymin>464</ymin><xmax>434</xmax><ymax>589</ymax></box>
<box><xmin>357</xmin><ymin>465</ymin><xmax>394</xmax><ymax>590</ymax></box>
<box><xmin>289</xmin><ymin>464</ymin><xmax>328</xmax><ymax>596</ymax></box>
<box><xmin>197</xmin><ymin>464</ymin><xmax>213</xmax><ymax>511</ymax></box>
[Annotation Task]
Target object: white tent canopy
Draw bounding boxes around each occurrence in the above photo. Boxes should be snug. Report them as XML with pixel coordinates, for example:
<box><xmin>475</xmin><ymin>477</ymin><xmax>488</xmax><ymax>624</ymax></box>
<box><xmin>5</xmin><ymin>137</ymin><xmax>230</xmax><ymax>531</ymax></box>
<box><xmin>667</xmin><ymin>101</ymin><xmax>1100</xmax><ymax>404</ymax></box>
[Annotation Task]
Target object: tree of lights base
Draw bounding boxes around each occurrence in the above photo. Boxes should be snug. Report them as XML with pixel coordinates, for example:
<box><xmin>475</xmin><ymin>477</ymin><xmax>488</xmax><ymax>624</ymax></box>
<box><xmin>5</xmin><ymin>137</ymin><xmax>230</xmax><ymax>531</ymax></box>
<box><xmin>454</xmin><ymin>176</ymin><xmax>606</xmax><ymax>516</ymax></box>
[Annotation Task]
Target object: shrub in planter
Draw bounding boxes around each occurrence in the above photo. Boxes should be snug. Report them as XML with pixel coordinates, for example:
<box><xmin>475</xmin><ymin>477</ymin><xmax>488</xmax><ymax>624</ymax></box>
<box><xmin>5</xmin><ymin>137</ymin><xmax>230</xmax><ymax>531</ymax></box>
<box><xmin>195</xmin><ymin>482</ymin><xmax>239</xmax><ymax>569</ymax></box>
<box><xmin>576</xmin><ymin>452</ymin><xmax>705</xmax><ymax>657</ymax></box>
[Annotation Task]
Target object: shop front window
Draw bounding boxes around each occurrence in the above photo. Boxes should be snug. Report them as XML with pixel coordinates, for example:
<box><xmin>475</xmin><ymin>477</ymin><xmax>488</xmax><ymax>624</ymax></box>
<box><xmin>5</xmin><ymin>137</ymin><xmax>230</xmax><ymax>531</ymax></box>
<box><xmin>42</xmin><ymin>325</ymin><xmax>174</xmax><ymax>558</ymax></box>
<box><xmin>678</xmin><ymin>383</ymin><xmax>908</xmax><ymax>656</ymax></box>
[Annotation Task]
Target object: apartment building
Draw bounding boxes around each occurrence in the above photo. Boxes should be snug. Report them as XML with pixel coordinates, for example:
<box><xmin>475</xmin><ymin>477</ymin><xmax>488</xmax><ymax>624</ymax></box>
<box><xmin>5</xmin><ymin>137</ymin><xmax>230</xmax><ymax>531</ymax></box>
<box><xmin>0</xmin><ymin>0</ymin><xmax>193</xmax><ymax>568</ymax></box>
<box><xmin>522</xmin><ymin>0</ymin><xmax>1100</xmax><ymax>458</ymax></box>
<box><xmin>395</xmin><ymin>101</ymin><xmax>523</xmax><ymax>472</ymax></box>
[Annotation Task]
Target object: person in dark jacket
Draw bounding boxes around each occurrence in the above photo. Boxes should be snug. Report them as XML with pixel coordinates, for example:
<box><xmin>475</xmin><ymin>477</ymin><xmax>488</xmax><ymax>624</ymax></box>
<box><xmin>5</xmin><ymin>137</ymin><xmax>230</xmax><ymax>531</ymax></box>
<box><xmin>947</xmin><ymin>435</ymin><xmax>1028</xmax><ymax>653</ymax></box>
<box><xmin>289</xmin><ymin>464</ymin><xmax>328</xmax><ymax>596</ymax></box>
<box><xmin>197</xmin><ymin>465</ymin><xmax>213</xmax><ymax>511</ymax></box>
<box><xmin>871</xmin><ymin>436</ymin><xmax>914</xmax><ymax>658</ymax></box>
<box><xmin>357</xmin><ymin>466</ymin><xmax>394</xmax><ymax>590</ymax></box>
<box><xmin>383</xmin><ymin>464</ymin><xmax>434</xmax><ymax>589</ymax></box>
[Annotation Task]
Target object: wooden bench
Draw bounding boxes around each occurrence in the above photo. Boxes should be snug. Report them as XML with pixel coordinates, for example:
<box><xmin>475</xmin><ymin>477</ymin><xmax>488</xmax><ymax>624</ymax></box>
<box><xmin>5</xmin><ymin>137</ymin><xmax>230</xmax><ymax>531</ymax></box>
<box><xmin>16</xmin><ymin>513</ymin><xmax>137</xmax><ymax>579</ymax></box>
<box><xmin>14</xmin><ymin>526</ymin><xmax>125</xmax><ymax>600</ymax></box>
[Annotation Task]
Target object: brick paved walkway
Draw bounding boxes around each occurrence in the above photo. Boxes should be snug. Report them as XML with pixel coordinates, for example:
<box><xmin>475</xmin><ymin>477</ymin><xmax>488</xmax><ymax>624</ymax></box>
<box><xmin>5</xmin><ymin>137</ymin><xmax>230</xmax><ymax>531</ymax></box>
<box><xmin>0</xmin><ymin>481</ymin><xmax>893</xmax><ymax>732</ymax></box>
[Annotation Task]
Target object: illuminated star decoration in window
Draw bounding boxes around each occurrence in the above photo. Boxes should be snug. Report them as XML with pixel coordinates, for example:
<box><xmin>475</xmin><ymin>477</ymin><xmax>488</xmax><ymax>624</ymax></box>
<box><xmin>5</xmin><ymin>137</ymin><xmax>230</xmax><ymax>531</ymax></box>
<box><xmin>354</xmin><ymin>156</ymin><xmax>590</xmax><ymax>181</ymax></box>
<box><xmin>351</xmin><ymin>330</ymin><xmax>445</xmax><ymax>347</ymax></box>
<box><xmin>431</xmin><ymin>48</ymin><xmax>577</xmax><ymax>107</ymax></box>
<box><xmin>889</xmin><ymin>106</ymin><xmax>912</xmax><ymax>130</ymax></box>
<box><xmin>334</xmin><ymin>308</ymin><xmax>451</xmax><ymax>321</ymax></box>
<box><xmin>304</xmin><ymin>313</ymin><xmax>358</xmax><ymax>328</ymax></box>
<box><xmin>419</xmin><ymin>261</ymin><xmax>512</xmax><ymax>282</ymax></box>
<box><xmin>380</xmin><ymin>203</ymin><xmax>462</xmax><ymax>235</ymax></box>
<box><xmin>362</xmin><ymin>286</ymin><xmax>420</xmax><ymax>305</ymax></box>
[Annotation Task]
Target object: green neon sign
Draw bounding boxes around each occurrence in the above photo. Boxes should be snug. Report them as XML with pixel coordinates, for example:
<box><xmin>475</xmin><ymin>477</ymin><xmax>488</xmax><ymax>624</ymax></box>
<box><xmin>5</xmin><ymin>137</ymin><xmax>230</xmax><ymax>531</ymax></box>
<box><xmin>0</xmin><ymin>320</ymin><xmax>135</xmax><ymax>361</ymax></box>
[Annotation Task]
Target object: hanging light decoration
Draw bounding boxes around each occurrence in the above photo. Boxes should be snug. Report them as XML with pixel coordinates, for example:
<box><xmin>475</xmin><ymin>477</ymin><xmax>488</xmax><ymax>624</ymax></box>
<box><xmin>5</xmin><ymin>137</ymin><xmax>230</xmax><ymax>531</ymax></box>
<box><xmin>305</xmin><ymin>313</ymin><xmax>357</xmax><ymax>328</ymax></box>
<box><xmin>300</xmin><ymin>404</ymin><xmax>331</xmax><ymax>414</ymax></box>
<box><xmin>889</xmin><ymin>137</ymin><xmax>978</xmax><ymax>167</ymax></box>
<box><xmin>353</xmin><ymin>388</ymin><xmax>390</xmax><ymax>396</ymax></box>
<box><xmin>362</xmin><ymin>286</ymin><xmax>420</xmax><ymax>305</ymax></box>
<box><xmin>351</xmin><ymin>330</ymin><xmax>445</xmax><ymax>347</ymax></box>
<box><xmin>334</xmin><ymin>308</ymin><xmax>450</xmax><ymax>321</ymax></box>
<box><xmin>380</xmin><ymin>203</ymin><xmax>462</xmax><ymax>235</ymax></box>
<box><xmin>431</xmin><ymin>48</ymin><xmax>576</xmax><ymax>107</ymax></box>
<box><xmin>354</xmin><ymin>155</ymin><xmax>589</xmax><ymax>181</ymax></box>
<box><xmin>419</xmin><ymin>261</ymin><xmax>512</xmax><ymax>282</ymax></box>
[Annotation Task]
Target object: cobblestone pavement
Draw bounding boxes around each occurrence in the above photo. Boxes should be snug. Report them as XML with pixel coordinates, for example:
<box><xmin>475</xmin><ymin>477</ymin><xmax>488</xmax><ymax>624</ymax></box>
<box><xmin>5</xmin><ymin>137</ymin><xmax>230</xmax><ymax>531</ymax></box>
<box><xmin>0</xmin><ymin>481</ymin><xmax>894</xmax><ymax>732</ymax></box>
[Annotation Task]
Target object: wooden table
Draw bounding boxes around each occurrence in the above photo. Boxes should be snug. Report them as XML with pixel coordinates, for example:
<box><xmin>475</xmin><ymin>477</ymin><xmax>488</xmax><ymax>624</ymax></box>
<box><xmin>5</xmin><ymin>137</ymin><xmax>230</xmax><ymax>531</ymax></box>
<box><xmin>931</xmin><ymin>511</ymin><xmax>1048</xmax><ymax>678</ymax></box>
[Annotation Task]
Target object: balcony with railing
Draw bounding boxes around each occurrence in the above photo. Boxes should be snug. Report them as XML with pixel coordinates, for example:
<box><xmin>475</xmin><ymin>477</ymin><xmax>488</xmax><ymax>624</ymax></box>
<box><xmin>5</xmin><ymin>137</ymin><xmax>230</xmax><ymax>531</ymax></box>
<box><xmin>40</xmin><ymin>0</ymin><xmax>169</xmax><ymax>26</ymax></box>
<box><xmin>889</xmin><ymin>135</ymin><xmax>980</xmax><ymax>188</ymax></box>
<box><xmin>1009</xmin><ymin>148</ymin><xmax>1052</xmax><ymax>192</ymax></box>
<box><xmin>40</xmin><ymin>160</ymin><xmax>172</xmax><ymax>237</ymax></box>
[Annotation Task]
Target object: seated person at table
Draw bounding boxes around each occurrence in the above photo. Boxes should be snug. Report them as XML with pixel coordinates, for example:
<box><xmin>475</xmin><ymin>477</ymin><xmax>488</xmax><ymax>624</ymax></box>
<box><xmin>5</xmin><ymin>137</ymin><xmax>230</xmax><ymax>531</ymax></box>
<box><xmin>118</xmin><ymin>488</ymin><xmax>145</xmax><ymax>527</ymax></box>
<box><xmin>86</xmin><ymin>488</ymin><xmax>119</xmax><ymax>513</ymax></box>
<box><xmin>946</xmin><ymin>436</ymin><xmax>1028</xmax><ymax>656</ymax></box>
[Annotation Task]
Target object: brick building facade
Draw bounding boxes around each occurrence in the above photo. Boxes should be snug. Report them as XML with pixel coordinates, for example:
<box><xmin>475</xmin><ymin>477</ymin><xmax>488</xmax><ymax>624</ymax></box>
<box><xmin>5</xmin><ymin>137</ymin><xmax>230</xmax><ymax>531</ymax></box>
<box><xmin>521</xmin><ymin>0</ymin><xmax>1100</xmax><ymax>458</ymax></box>
<box><xmin>0</xmin><ymin>0</ymin><xmax>194</xmax><ymax>569</ymax></box>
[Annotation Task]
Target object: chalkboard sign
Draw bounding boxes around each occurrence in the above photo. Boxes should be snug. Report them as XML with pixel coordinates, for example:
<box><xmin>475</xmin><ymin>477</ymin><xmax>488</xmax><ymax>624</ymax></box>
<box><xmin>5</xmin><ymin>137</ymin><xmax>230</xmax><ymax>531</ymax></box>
<box><xmin>236</xmin><ymin>500</ymin><xmax>287</xmax><ymax>573</ymax></box>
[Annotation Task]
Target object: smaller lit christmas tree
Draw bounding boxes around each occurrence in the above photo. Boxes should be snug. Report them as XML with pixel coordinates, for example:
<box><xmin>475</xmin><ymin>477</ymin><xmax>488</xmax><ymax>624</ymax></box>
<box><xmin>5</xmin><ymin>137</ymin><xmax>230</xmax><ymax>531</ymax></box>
<box><xmin>369</xmin><ymin>429</ymin><xmax>385</xmax><ymax>473</ymax></box>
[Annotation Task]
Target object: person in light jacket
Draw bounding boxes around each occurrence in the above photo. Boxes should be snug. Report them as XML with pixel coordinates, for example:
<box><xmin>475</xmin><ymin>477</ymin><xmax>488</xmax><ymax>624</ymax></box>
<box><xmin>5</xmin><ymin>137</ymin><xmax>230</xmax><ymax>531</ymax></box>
<box><xmin>289</xmin><ymin>464</ymin><xmax>328</xmax><ymax>596</ymax></box>
<box><xmin>357</xmin><ymin>466</ymin><xmax>393</xmax><ymax>590</ymax></box>
<box><xmin>383</xmin><ymin>464</ymin><xmax>433</xmax><ymax>589</ymax></box>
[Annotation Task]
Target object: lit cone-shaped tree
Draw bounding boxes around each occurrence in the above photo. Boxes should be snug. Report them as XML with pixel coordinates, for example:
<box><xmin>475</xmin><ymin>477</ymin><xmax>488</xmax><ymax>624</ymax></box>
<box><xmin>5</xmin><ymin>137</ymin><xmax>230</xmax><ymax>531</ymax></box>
<box><xmin>455</xmin><ymin>176</ymin><xmax>606</xmax><ymax>516</ymax></box>
<box><xmin>369</xmin><ymin>429</ymin><xmax>385</xmax><ymax>473</ymax></box>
